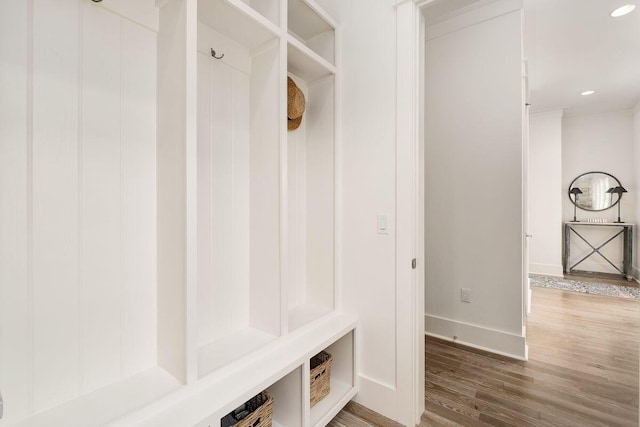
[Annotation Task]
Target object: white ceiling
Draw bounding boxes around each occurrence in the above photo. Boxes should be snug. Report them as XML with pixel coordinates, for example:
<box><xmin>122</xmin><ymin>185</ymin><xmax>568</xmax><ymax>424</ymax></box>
<box><xmin>524</xmin><ymin>0</ymin><xmax>640</xmax><ymax>116</ymax></box>
<box><xmin>422</xmin><ymin>0</ymin><xmax>640</xmax><ymax>117</ymax></box>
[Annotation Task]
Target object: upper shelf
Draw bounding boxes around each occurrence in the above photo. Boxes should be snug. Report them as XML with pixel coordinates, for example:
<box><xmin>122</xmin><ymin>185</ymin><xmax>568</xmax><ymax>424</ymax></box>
<box><xmin>288</xmin><ymin>0</ymin><xmax>336</xmax><ymax>65</ymax></box>
<box><xmin>198</xmin><ymin>0</ymin><xmax>280</xmax><ymax>51</ymax></box>
<box><xmin>287</xmin><ymin>35</ymin><xmax>336</xmax><ymax>82</ymax></box>
<box><xmin>239</xmin><ymin>0</ymin><xmax>280</xmax><ymax>27</ymax></box>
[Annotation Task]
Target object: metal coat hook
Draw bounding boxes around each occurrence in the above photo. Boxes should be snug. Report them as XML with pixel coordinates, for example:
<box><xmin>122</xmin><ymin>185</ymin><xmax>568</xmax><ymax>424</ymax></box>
<box><xmin>211</xmin><ymin>49</ymin><xmax>224</xmax><ymax>59</ymax></box>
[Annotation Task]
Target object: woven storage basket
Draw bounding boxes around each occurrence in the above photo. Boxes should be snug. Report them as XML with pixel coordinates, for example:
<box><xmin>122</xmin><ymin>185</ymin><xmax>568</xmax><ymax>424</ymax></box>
<box><xmin>220</xmin><ymin>391</ymin><xmax>273</xmax><ymax>427</ymax></box>
<box><xmin>310</xmin><ymin>351</ymin><xmax>332</xmax><ymax>407</ymax></box>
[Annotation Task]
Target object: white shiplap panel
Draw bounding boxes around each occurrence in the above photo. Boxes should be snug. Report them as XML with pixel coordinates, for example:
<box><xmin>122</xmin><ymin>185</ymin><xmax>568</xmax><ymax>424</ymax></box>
<box><xmin>304</xmin><ymin>76</ymin><xmax>334</xmax><ymax>308</ymax></box>
<box><xmin>248</xmin><ymin>46</ymin><xmax>281</xmax><ymax>335</ymax></box>
<box><xmin>99</xmin><ymin>0</ymin><xmax>159</xmax><ymax>32</ymax></box>
<box><xmin>231</xmin><ymin>69</ymin><xmax>250</xmax><ymax>331</ymax></box>
<box><xmin>197</xmin><ymin>52</ymin><xmax>214</xmax><ymax>347</ymax></box>
<box><xmin>80</xmin><ymin>3</ymin><xmax>122</xmax><ymax>394</ymax></box>
<box><xmin>121</xmin><ymin>19</ymin><xmax>158</xmax><ymax>378</ymax></box>
<box><xmin>210</xmin><ymin>59</ymin><xmax>234</xmax><ymax>340</ymax></box>
<box><xmin>286</xmin><ymin>76</ymin><xmax>308</xmax><ymax>309</ymax></box>
<box><xmin>198</xmin><ymin>54</ymin><xmax>253</xmax><ymax>346</ymax></box>
<box><xmin>31</xmin><ymin>0</ymin><xmax>80</xmax><ymax>412</ymax></box>
<box><xmin>0</xmin><ymin>0</ymin><xmax>30</xmax><ymax>423</ymax></box>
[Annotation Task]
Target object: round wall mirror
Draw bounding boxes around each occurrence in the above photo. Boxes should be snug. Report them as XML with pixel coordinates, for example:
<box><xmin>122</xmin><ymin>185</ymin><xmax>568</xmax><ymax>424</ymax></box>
<box><xmin>568</xmin><ymin>172</ymin><xmax>621</xmax><ymax>211</ymax></box>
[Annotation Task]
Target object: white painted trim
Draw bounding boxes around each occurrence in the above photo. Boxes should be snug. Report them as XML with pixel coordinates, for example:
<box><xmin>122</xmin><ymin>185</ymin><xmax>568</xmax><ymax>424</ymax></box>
<box><xmin>155</xmin><ymin>0</ymin><xmax>172</xmax><ymax>9</ymax></box>
<box><xmin>529</xmin><ymin>263</ymin><xmax>564</xmax><ymax>277</ymax></box>
<box><xmin>352</xmin><ymin>375</ymin><xmax>398</xmax><ymax>423</ymax></box>
<box><xmin>425</xmin><ymin>314</ymin><xmax>528</xmax><ymax>360</ymax></box>
<box><xmin>632</xmin><ymin>265</ymin><xmax>640</xmax><ymax>282</ymax></box>
<box><xmin>530</xmin><ymin>109</ymin><xmax>564</xmax><ymax>120</ymax></box>
<box><xmin>422</xmin><ymin>0</ymin><xmax>507</xmax><ymax>24</ymax></box>
<box><xmin>184</xmin><ymin>0</ymin><xmax>198</xmax><ymax>387</ymax></box>
<box><xmin>312</xmin><ymin>388</ymin><xmax>358</xmax><ymax>427</ymax></box>
<box><xmin>395</xmin><ymin>1</ymin><xmax>424</xmax><ymax>425</ymax></box>
<box><xmin>334</xmin><ymin>23</ymin><xmax>342</xmax><ymax>313</ymax></box>
<box><xmin>392</xmin><ymin>0</ymin><xmax>417</xmax><ymax>8</ymax></box>
<box><xmin>425</xmin><ymin>0</ymin><xmax>522</xmax><ymax>41</ymax></box>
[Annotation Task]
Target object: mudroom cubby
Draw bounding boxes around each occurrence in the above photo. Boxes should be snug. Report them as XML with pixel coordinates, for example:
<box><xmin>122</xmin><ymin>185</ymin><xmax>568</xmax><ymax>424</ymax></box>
<box><xmin>310</xmin><ymin>330</ymin><xmax>355</xmax><ymax>427</ymax></box>
<box><xmin>197</xmin><ymin>0</ymin><xmax>280</xmax><ymax>50</ymax></box>
<box><xmin>266</xmin><ymin>366</ymin><xmax>304</xmax><ymax>427</ymax></box>
<box><xmin>287</xmin><ymin>48</ymin><xmax>337</xmax><ymax>332</ymax></box>
<box><xmin>0</xmin><ymin>0</ymin><xmax>352</xmax><ymax>426</ymax></box>
<box><xmin>196</xmin><ymin>0</ymin><xmax>282</xmax><ymax>379</ymax></box>
<box><xmin>0</xmin><ymin>1</ymin><xmax>187</xmax><ymax>426</ymax></box>
<box><xmin>288</xmin><ymin>0</ymin><xmax>336</xmax><ymax>65</ymax></box>
<box><xmin>199</xmin><ymin>366</ymin><xmax>304</xmax><ymax>427</ymax></box>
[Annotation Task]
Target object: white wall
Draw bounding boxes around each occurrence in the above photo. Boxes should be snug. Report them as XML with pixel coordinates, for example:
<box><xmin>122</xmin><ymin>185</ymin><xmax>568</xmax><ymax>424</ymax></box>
<box><xmin>423</xmin><ymin>1</ymin><xmax>527</xmax><ymax>359</ymax></box>
<box><xmin>562</xmin><ymin>110</ymin><xmax>636</xmax><ymax>274</ymax></box>
<box><xmin>633</xmin><ymin>104</ymin><xmax>640</xmax><ymax>280</ymax></box>
<box><xmin>299</xmin><ymin>0</ymin><xmax>409</xmax><ymax>422</ymax></box>
<box><xmin>529</xmin><ymin>110</ymin><xmax>563</xmax><ymax>276</ymax></box>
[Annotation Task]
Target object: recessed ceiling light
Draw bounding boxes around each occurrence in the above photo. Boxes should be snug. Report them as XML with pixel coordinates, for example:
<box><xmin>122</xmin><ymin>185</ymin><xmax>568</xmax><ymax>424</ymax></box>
<box><xmin>581</xmin><ymin>90</ymin><xmax>595</xmax><ymax>96</ymax></box>
<box><xmin>610</xmin><ymin>4</ymin><xmax>636</xmax><ymax>17</ymax></box>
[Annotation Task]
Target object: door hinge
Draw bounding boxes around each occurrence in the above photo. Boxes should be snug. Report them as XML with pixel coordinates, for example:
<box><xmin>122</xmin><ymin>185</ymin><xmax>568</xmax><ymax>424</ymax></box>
<box><xmin>412</xmin><ymin>258</ymin><xmax>417</xmax><ymax>269</ymax></box>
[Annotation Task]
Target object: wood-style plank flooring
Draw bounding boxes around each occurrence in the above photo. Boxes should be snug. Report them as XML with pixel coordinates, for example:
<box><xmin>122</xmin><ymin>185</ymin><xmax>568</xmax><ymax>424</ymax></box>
<box><xmin>329</xmin><ymin>286</ymin><xmax>639</xmax><ymax>426</ymax></box>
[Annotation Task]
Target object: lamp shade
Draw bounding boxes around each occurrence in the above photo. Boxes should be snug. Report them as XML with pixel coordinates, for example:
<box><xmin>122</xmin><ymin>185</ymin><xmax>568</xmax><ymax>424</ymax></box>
<box><xmin>612</xmin><ymin>186</ymin><xmax>628</xmax><ymax>195</ymax></box>
<box><xmin>569</xmin><ymin>187</ymin><xmax>583</xmax><ymax>195</ymax></box>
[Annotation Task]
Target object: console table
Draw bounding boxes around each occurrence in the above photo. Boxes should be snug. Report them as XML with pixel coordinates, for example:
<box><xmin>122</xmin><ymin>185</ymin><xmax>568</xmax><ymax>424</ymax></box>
<box><xmin>563</xmin><ymin>222</ymin><xmax>634</xmax><ymax>281</ymax></box>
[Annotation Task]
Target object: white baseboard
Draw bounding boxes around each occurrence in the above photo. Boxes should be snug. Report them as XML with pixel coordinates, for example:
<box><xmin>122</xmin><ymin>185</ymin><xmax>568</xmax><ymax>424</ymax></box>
<box><xmin>425</xmin><ymin>314</ymin><xmax>527</xmax><ymax>360</ymax></box>
<box><xmin>353</xmin><ymin>375</ymin><xmax>401</xmax><ymax>424</ymax></box>
<box><xmin>632</xmin><ymin>265</ymin><xmax>639</xmax><ymax>282</ymax></box>
<box><xmin>529</xmin><ymin>263</ymin><xmax>563</xmax><ymax>277</ymax></box>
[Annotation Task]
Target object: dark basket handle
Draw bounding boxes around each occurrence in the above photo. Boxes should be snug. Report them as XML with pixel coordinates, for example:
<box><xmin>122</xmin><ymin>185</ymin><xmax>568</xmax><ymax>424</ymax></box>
<box><xmin>253</xmin><ymin>418</ymin><xmax>261</xmax><ymax>427</ymax></box>
<box><xmin>314</xmin><ymin>368</ymin><xmax>326</xmax><ymax>380</ymax></box>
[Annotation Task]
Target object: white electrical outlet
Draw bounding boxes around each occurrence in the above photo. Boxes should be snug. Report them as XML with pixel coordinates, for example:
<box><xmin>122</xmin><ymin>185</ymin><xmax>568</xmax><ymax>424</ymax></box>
<box><xmin>461</xmin><ymin>288</ymin><xmax>471</xmax><ymax>303</ymax></box>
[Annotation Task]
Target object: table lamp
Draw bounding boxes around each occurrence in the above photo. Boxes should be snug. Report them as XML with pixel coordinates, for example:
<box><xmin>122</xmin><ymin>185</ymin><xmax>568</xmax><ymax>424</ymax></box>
<box><xmin>569</xmin><ymin>187</ymin><xmax>583</xmax><ymax>222</ymax></box>
<box><xmin>607</xmin><ymin>186</ymin><xmax>628</xmax><ymax>223</ymax></box>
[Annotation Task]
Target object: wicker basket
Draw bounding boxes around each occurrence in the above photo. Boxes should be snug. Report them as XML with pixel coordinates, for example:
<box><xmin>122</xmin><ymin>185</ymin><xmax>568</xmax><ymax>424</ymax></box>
<box><xmin>310</xmin><ymin>351</ymin><xmax>332</xmax><ymax>407</ymax></box>
<box><xmin>220</xmin><ymin>391</ymin><xmax>273</xmax><ymax>427</ymax></box>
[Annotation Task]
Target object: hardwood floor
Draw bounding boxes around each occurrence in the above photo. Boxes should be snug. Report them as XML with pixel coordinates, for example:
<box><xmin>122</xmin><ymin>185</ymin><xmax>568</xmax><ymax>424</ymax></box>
<box><xmin>330</xmin><ymin>286</ymin><xmax>639</xmax><ymax>426</ymax></box>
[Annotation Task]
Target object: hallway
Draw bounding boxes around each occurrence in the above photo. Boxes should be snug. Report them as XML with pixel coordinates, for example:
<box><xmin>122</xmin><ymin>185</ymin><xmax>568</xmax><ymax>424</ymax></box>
<box><xmin>424</xmin><ymin>286</ymin><xmax>639</xmax><ymax>426</ymax></box>
<box><xmin>331</xmin><ymin>286</ymin><xmax>639</xmax><ymax>426</ymax></box>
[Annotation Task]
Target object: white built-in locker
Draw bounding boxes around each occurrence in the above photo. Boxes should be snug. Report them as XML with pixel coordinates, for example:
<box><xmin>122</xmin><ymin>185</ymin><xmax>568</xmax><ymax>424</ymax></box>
<box><xmin>0</xmin><ymin>0</ymin><xmax>353</xmax><ymax>426</ymax></box>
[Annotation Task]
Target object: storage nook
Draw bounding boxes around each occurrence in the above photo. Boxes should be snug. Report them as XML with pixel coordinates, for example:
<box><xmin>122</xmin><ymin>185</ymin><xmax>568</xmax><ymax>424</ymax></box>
<box><xmin>195</xmin><ymin>0</ymin><xmax>282</xmax><ymax>379</ymax></box>
<box><xmin>286</xmin><ymin>0</ymin><xmax>338</xmax><ymax>333</ymax></box>
<box><xmin>310</xmin><ymin>331</ymin><xmax>355</xmax><ymax>426</ymax></box>
<box><xmin>0</xmin><ymin>0</ymin><xmax>354</xmax><ymax>426</ymax></box>
<box><xmin>1</xmin><ymin>2</ymin><xmax>185</xmax><ymax>426</ymax></box>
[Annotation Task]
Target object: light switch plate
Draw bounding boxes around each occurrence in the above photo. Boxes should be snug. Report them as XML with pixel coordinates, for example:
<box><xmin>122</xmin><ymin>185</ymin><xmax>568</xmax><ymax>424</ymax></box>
<box><xmin>377</xmin><ymin>213</ymin><xmax>389</xmax><ymax>234</ymax></box>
